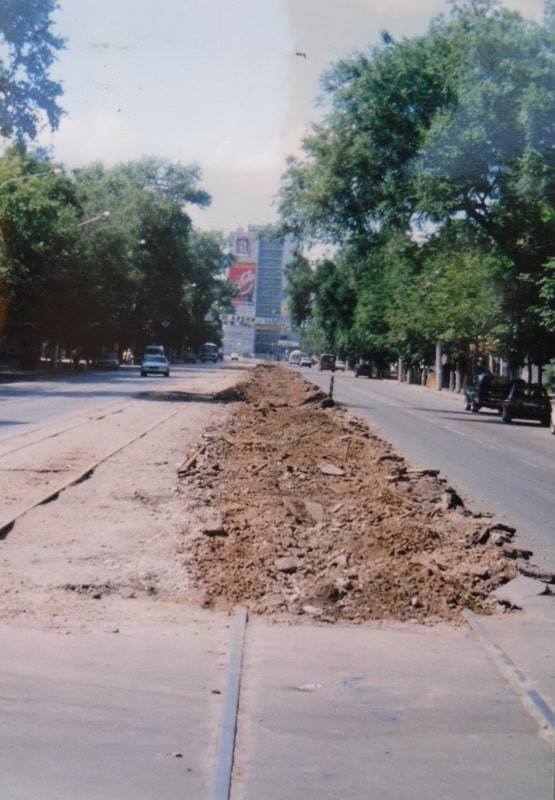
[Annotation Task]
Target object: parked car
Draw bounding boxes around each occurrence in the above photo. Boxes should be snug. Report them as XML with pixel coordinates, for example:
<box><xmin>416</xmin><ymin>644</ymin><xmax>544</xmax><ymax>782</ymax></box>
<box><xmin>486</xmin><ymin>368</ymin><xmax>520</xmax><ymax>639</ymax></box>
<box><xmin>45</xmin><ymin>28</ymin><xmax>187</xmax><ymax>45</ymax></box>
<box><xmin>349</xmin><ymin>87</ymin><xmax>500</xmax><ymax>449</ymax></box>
<box><xmin>140</xmin><ymin>355</ymin><xmax>170</xmax><ymax>377</ymax></box>
<box><xmin>94</xmin><ymin>352</ymin><xmax>120</xmax><ymax>370</ymax></box>
<box><xmin>299</xmin><ymin>353</ymin><xmax>313</xmax><ymax>367</ymax></box>
<box><xmin>464</xmin><ymin>373</ymin><xmax>512</xmax><ymax>413</ymax></box>
<box><xmin>319</xmin><ymin>353</ymin><xmax>336</xmax><ymax>371</ymax></box>
<box><xmin>334</xmin><ymin>358</ymin><xmax>346</xmax><ymax>371</ymax></box>
<box><xmin>501</xmin><ymin>382</ymin><xmax>552</xmax><ymax>426</ymax></box>
<box><xmin>230</xmin><ymin>352</ymin><xmax>240</xmax><ymax>361</ymax></box>
<box><xmin>355</xmin><ymin>362</ymin><xmax>372</xmax><ymax>378</ymax></box>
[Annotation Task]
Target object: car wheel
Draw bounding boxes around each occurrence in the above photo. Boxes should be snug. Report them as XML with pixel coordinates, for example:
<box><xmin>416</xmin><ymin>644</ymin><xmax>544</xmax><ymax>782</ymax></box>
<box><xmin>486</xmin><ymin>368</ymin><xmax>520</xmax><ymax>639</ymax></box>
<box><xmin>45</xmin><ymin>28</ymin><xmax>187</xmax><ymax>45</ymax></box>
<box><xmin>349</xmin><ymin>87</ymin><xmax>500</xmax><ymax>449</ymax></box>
<box><xmin>164</xmin><ymin>372</ymin><xmax>169</xmax><ymax>377</ymax></box>
<box><xmin>540</xmin><ymin>415</ymin><xmax>550</xmax><ymax>427</ymax></box>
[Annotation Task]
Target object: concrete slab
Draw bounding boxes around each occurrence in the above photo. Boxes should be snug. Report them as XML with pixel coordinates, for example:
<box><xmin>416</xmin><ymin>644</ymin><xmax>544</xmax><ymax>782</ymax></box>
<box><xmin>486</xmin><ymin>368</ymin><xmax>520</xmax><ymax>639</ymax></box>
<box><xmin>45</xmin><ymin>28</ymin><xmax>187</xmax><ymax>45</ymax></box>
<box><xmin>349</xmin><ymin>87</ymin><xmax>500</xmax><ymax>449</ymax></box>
<box><xmin>234</xmin><ymin>620</ymin><xmax>554</xmax><ymax>800</ymax></box>
<box><xmin>0</xmin><ymin>611</ymin><xmax>232</xmax><ymax>800</ymax></box>
<box><xmin>470</xmin><ymin>593</ymin><xmax>555</xmax><ymax>718</ymax></box>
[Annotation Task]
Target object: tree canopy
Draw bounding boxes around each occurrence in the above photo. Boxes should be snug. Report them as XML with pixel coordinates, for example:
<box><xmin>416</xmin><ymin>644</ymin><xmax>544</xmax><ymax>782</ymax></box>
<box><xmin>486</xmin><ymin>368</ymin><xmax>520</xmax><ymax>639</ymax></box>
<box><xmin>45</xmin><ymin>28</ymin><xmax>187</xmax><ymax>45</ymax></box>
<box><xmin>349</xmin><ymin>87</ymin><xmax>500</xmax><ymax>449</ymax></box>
<box><xmin>0</xmin><ymin>0</ymin><xmax>65</xmax><ymax>141</ymax></box>
<box><xmin>0</xmin><ymin>149</ymin><xmax>233</xmax><ymax>365</ymax></box>
<box><xmin>279</xmin><ymin>0</ymin><xmax>555</xmax><ymax>377</ymax></box>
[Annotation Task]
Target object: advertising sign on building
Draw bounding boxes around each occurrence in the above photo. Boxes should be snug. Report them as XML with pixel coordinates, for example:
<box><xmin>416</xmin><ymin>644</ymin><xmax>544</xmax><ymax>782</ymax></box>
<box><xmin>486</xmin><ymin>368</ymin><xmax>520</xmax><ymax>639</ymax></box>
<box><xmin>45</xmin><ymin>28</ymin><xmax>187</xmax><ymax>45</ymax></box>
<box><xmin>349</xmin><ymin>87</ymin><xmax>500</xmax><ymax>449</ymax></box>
<box><xmin>229</xmin><ymin>263</ymin><xmax>256</xmax><ymax>306</ymax></box>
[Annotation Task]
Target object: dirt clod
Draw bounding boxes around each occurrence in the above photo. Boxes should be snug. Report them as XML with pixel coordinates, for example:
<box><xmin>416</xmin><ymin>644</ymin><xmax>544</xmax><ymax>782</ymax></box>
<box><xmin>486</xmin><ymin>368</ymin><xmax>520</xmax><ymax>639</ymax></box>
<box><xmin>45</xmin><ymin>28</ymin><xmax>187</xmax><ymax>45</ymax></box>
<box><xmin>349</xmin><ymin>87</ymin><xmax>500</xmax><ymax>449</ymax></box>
<box><xmin>184</xmin><ymin>364</ymin><xmax>526</xmax><ymax>624</ymax></box>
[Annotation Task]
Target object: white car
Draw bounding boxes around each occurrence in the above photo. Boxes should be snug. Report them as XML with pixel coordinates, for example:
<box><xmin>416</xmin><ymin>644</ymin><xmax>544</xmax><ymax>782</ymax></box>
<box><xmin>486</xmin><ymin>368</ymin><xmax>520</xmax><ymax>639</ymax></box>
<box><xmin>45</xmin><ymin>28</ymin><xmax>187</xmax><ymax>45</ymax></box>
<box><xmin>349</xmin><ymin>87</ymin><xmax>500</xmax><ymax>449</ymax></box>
<box><xmin>230</xmin><ymin>352</ymin><xmax>240</xmax><ymax>361</ymax></box>
<box><xmin>299</xmin><ymin>354</ymin><xmax>313</xmax><ymax>367</ymax></box>
<box><xmin>141</xmin><ymin>355</ymin><xmax>170</xmax><ymax>376</ymax></box>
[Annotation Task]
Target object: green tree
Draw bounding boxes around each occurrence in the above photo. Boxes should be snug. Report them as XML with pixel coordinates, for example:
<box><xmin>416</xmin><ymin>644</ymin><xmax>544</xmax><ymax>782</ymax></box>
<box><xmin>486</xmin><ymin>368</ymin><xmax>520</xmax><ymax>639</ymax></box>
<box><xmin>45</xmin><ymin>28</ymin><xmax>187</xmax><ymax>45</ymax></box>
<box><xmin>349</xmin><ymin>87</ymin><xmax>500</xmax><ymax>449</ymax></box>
<box><xmin>312</xmin><ymin>258</ymin><xmax>356</xmax><ymax>355</ymax></box>
<box><xmin>72</xmin><ymin>158</ymin><xmax>214</xmax><ymax>356</ymax></box>
<box><xmin>175</xmin><ymin>228</ymin><xmax>236</xmax><ymax>352</ymax></box>
<box><xmin>0</xmin><ymin>0</ymin><xmax>65</xmax><ymax>141</ymax></box>
<box><xmin>0</xmin><ymin>148</ymin><xmax>79</xmax><ymax>365</ymax></box>
<box><xmin>386</xmin><ymin>226</ymin><xmax>502</xmax><ymax>383</ymax></box>
<box><xmin>0</xmin><ymin>152</ymin><xmax>227</xmax><ymax>364</ymax></box>
<box><xmin>417</xmin><ymin>0</ymin><xmax>555</xmax><ymax>367</ymax></box>
<box><xmin>278</xmin><ymin>26</ymin><xmax>456</xmax><ymax>246</ymax></box>
<box><xmin>278</xmin><ymin>0</ymin><xmax>555</xmax><ymax>373</ymax></box>
<box><xmin>284</xmin><ymin>251</ymin><xmax>316</xmax><ymax>328</ymax></box>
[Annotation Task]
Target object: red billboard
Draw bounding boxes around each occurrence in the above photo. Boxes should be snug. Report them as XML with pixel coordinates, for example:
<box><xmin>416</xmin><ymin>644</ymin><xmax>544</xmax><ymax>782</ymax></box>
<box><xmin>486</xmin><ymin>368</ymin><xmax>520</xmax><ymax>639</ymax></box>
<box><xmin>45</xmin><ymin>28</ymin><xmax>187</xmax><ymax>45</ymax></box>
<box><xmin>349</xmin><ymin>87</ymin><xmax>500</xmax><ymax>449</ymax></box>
<box><xmin>229</xmin><ymin>263</ymin><xmax>256</xmax><ymax>306</ymax></box>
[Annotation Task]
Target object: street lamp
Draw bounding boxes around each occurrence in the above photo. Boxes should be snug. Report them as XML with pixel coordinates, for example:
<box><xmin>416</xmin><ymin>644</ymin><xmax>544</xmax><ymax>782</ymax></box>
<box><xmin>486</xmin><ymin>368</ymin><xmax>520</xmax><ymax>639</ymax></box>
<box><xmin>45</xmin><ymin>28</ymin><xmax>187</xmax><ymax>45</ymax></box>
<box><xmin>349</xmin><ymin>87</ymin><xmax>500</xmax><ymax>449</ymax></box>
<box><xmin>0</xmin><ymin>168</ymin><xmax>63</xmax><ymax>190</ymax></box>
<box><xmin>76</xmin><ymin>210</ymin><xmax>111</xmax><ymax>228</ymax></box>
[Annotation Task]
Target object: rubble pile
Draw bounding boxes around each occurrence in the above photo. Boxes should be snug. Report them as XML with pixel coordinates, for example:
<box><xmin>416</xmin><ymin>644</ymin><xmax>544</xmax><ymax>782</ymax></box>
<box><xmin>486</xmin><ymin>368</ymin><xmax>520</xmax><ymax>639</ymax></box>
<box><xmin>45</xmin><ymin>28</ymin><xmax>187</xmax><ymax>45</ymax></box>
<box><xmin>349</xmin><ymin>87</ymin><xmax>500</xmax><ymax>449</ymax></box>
<box><xmin>181</xmin><ymin>364</ymin><xmax>527</xmax><ymax>624</ymax></box>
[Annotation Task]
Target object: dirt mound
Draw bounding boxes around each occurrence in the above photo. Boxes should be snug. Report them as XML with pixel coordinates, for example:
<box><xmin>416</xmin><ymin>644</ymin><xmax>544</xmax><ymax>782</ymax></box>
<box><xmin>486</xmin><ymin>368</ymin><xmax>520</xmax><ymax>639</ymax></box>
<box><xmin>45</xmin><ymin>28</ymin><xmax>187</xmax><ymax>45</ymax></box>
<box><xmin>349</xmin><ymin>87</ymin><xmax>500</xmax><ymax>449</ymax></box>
<box><xmin>181</xmin><ymin>364</ymin><xmax>530</xmax><ymax>624</ymax></box>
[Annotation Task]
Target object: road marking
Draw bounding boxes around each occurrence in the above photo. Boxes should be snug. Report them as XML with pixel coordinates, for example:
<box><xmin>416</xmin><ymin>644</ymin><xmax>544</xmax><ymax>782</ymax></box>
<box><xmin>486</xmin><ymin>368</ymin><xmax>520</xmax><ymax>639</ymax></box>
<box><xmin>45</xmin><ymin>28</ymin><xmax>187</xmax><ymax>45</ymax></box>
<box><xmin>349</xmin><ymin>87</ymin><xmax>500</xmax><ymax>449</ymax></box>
<box><xmin>443</xmin><ymin>425</ymin><xmax>467</xmax><ymax>437</ymax></box>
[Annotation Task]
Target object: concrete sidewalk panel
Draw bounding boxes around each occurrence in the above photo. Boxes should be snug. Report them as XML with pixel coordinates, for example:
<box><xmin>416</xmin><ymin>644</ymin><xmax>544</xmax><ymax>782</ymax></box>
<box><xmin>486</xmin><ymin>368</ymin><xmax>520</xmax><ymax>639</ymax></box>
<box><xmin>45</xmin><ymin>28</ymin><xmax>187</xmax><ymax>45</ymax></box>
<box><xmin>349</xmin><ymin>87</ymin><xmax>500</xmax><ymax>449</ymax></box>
<box><xmin>468</xmin><ymin>596</ymin><xmax>555</xmax><ymax>721</ymax></box>
<box><xmin>234</xmin><ymin>620</ymin><xmax>553</xmax><ymax>800</ymax></box>
<box><xmin>0</xmin><ymin>612</ymin><xmax>231</xmax><ymax>800</ymax></box>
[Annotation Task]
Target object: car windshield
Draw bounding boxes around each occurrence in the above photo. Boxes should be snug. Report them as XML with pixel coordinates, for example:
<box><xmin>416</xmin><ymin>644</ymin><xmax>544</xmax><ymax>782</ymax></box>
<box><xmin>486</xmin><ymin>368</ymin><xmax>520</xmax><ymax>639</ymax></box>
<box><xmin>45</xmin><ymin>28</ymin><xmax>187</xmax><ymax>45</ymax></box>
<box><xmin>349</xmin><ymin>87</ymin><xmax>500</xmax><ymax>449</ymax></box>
<box><xmin>144</xmin><ymin>356</ymin><xmax>166</xmax><ymax>363</ymax></box>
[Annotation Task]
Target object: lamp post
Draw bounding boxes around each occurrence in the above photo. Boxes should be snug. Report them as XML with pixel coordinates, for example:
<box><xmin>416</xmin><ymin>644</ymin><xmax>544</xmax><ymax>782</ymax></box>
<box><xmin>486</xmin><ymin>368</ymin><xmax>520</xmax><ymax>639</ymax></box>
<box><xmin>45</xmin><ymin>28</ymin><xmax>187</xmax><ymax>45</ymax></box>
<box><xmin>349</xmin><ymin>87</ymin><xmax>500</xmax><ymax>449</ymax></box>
<box><xmin>0</xmin><ymin>168</ymin><xmax>62</xmax><ymax>190</ymax></box>
<box><xmin>76</xmin><ymin>210</ymin><xmax>111</xmax><ymax>228</ymax></box>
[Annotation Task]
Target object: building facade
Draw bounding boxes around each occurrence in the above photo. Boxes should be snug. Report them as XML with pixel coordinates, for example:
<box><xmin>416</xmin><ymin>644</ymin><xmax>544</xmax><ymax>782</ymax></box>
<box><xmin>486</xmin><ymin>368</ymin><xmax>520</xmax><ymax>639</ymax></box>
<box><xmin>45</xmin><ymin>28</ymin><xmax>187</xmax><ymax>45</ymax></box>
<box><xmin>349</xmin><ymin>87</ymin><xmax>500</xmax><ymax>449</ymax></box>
<box><xmin>223</xmin><ymin>226</ymin><xmax>296</xmax><ymax>359</ymax></box>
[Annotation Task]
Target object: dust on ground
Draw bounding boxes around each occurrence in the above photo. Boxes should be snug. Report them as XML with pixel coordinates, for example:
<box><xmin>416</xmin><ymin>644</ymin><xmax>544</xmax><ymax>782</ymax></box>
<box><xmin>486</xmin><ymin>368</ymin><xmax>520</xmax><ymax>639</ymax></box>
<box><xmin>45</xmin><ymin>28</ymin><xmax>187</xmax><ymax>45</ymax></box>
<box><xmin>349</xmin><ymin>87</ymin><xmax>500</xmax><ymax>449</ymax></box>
<box><xmin>0</xmin><ymin>364</ymin><xmax>540</xmax><ymax>632</ymax></box>
<box><xmin>183</xmin><ymin>364</ymin><xmax>531</xmax><ymax>625</ymax></box>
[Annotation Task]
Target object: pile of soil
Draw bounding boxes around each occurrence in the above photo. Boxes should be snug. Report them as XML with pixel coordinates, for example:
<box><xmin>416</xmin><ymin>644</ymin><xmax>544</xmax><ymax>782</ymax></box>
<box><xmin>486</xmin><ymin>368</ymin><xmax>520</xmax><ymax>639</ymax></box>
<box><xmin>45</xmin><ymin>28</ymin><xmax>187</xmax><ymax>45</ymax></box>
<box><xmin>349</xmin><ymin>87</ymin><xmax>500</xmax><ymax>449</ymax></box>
<box><xmin>181</xmin><ymin>364</ymin><xmax>529</xmax><ymax>624</ymax></box>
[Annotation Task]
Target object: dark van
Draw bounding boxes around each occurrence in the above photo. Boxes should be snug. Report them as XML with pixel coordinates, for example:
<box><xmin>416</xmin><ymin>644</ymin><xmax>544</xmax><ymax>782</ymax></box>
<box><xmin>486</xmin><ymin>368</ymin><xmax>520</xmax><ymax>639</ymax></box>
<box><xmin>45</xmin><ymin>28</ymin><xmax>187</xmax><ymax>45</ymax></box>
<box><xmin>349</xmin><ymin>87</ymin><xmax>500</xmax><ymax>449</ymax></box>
<box><xmin>319</xmin><ymin>353</ymin><xmax>336</xmax><ymax>371</ymax></box>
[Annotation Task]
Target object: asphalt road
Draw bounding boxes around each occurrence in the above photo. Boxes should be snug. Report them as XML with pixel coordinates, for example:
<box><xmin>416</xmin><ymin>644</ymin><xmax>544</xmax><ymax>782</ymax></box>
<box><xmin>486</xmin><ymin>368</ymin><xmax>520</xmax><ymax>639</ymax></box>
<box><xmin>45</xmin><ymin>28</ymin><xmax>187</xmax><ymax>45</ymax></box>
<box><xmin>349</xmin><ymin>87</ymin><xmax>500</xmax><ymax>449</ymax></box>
<box><xmin>304</xmin><ymin>367</ymin><xmax>555</xmax><ymax>571</ymax></box>
<box><xmin>0</xmin><ymin>362</ymin><xmax>222</xmax><ymax>442</ymax></box>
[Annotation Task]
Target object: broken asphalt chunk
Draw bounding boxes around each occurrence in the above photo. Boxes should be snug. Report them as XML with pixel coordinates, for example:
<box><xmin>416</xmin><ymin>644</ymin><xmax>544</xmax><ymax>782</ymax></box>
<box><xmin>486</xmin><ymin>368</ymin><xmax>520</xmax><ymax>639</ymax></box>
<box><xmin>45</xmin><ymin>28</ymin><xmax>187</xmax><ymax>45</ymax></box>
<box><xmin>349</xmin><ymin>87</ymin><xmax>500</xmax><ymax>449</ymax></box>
<box><xmin>318</xmin><ymin>463</ymin><xmax>345</xmax><ymax>476</ymax></box>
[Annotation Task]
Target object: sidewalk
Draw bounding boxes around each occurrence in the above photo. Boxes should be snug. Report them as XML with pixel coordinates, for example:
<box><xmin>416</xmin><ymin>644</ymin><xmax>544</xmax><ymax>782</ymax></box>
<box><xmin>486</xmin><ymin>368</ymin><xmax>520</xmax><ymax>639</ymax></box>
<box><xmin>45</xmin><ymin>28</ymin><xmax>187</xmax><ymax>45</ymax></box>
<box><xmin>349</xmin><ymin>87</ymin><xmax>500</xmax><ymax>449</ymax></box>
<box><xmin>0</xmin><ymin>359</ymin><xmax>79</xmax><ymax>381</ymax></box>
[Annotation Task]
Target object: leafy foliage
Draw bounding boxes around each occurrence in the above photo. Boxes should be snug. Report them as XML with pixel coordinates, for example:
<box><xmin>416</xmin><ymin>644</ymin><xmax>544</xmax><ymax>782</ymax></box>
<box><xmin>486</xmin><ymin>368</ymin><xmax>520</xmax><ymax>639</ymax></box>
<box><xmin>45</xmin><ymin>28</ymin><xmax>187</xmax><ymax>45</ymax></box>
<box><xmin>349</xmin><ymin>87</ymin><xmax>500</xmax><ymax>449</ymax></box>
<box><xmin>0</xmin><ymin>151</ymin><xmax>231</xmax><ymax>364</ymax></box>
<box><xmin>0</xmin><ymin>0</ymin><xmax>65</xmax><ymax>141</ymax></box>
<box><xmin>278</xmin><ymin>0</ymin><xmax>555</xmax><ymax>374</ymax></box>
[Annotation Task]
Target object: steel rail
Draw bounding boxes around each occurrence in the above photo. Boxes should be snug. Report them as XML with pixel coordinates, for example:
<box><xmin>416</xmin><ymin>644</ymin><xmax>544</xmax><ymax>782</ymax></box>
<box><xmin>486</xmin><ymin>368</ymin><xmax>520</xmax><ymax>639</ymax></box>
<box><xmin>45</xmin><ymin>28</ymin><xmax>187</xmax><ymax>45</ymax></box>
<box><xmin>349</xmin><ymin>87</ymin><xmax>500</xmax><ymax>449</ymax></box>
<box><xmin>0</xmin><ymin>402</ymin><xmax>132</xmax><ymax>457</ymax></box>
<box><xmin>464</xmin><ymin>609</ymin><xmax>555</xmax><ymax>734</ymax></box>
<box><xmin>211</xmin><ymin>607</ymin><xmax>248</xmax><ymax>800</ymax></box>
<box><xmin>0</xmin><ymin>408</ymin><xmax>182</xmax><ymax>540</ymax></box>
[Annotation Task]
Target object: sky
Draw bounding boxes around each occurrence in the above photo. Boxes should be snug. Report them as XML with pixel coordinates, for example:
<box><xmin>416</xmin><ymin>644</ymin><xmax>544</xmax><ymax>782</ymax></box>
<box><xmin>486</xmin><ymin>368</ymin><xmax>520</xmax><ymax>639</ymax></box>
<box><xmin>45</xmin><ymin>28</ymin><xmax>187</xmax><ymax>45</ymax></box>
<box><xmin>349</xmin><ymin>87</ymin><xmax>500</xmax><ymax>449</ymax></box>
<box><xmin>38</xmin><ymin>0</ymin><xmax>545</xmax><ymax>234</ymax></box>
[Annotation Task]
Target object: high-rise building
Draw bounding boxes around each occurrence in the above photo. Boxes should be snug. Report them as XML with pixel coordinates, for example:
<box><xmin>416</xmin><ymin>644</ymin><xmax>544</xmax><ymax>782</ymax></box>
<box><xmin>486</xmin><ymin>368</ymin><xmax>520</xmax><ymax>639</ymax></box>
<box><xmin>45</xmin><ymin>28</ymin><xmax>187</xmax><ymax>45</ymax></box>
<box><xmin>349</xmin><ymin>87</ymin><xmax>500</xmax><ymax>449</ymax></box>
<box><xmin>223</xmin><ymin>226</ymin><xmax>297</xmax><ymax>358</ymax></box>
